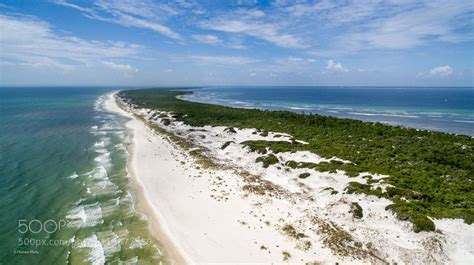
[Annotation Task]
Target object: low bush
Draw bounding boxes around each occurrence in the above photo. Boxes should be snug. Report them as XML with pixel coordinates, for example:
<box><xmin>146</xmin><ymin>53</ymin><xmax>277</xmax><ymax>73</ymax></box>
<box><xmin>298</xmin><ymin>172</ymin><xmax>311</xmax><ymax>179</ymax></box>
<box><xmin>351</xmin><ymin>202</ymin><xmax>363</xmax><ymax>219</ymax></box>
<box><xmin>256</xmin><ymin>154</ymin><xmax>279</xmax><ymax>168</ymax></box>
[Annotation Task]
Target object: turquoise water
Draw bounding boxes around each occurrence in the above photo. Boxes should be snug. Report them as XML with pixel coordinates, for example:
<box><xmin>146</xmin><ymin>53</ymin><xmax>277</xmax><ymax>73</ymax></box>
<box><xmin>182</xmin><ymin>86</ymin><xmax>474</xmax><ymax>136</ymax></box>
<box><xmin>0</xmin><ymin>87</ymin><xmax>164</xmax><ymax>264</ymax></box>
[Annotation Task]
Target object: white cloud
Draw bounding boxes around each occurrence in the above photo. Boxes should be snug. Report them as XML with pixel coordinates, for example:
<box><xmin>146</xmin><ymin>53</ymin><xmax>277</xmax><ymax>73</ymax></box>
<box><xmin>227</xmin><ymin>44</ymin><xmax>247</xmax><ymax>49</ymax></box>
<box><xmin>289</xmin><ymin>0</ymin><xmax>474</xmax><ymax>54</ymax></box>
<box><xmin>190</xmin><ymin>55</ymin><xmax>259</xmax><ymax>65</ymax></box>
<box><xmin>284</xmin><ymin>0</ymin><xmax>336</xmax><ymax>17</ymax></box>
<box><xmin>429</xmin><ymin>65</ymin><xmax>453</xmax><ymax>77</ymax></box>
<box><xmin>101</xmin><ymin>60</ymin><xmax>138</xmax><ymax>72</ymax></box>
<box><xmin>326</xmin><ymin>59</ymin><xmax>348</xmax><ymax>73</ymax></box>
<box><xmin>199</xmin><ymin>8</ymin><xmax>307</xmax><ymax>49</ymax></box>
<box><xmin>286</xmin><ymin>56</ymin><xmax>315</xmax><ymax>63</ymax></box>
<box><xmin>192</xmin><ymin>34</ymin><xmax>222</xmax><ymax>45</ymax></box>
<box><xmin>53</xmin><ymin>0</ymin><xmax>182</xmax><ymax>39</ymax></box>
<box><xmin>0</xmin><ymin>14</ymin><xmax>141</xmax><ymax>70</ymax></box>
<box><xmin>249</xmin><ymin>71</ymin><xmax>257</xmax><ymax>76</ymax></box>
<box><xmin>287</xmin><ymin>56</ymin><xmax>305</xmax><ymax>62</ymax></box>
<box><xmin>109</xmin><ymin>12</ymin><xmax>182</xmax><ymax>39</ymax></box>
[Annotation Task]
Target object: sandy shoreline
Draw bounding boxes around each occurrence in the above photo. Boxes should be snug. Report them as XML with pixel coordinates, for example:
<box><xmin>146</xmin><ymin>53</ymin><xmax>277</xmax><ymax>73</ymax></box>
<box><xmin>124</xmin><ymin>133</ymin><xmax>191</xmax><ymax>265</ymax></box>
<box><xmin>106</xmin><ymin>93</ymin><xmax>317</xmax><ymax>264</ymax></box>
<box><xmin>105</xmin><ymin>91</ymin><xmax>473</xmax><ymax>265</ymax></box>
<box><xmin>105</xmin><ymin>92</ymin><xmax>191</xmax><ymax>264</ymax></box>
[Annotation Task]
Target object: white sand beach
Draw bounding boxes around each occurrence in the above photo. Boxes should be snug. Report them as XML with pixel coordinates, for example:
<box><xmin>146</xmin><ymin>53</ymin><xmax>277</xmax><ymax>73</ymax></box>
<box><xmin>105</xmin><ymin>92</ymin><xmax>473</xmax><ymax>265</ymax></box>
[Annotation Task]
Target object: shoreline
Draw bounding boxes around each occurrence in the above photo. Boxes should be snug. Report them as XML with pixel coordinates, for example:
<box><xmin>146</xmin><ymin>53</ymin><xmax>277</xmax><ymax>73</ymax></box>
<box><xmin>124</xmin><ymin>133</ymin><xmax>191</xmax><ymax>265</ymax></box>
<box><xmin>105</xmin><ymin>93</ymin><xmax>191</xmax><ymax>265</ymax></box>
<box><xmin>106</xmin><ymin>91</ymin><xmax>473</xmax><ymax>264</ymax></box>
<box><xmin>107</xmin><ymin>92</ymin><xmax>319</xmax><ymax>263</ymax></box>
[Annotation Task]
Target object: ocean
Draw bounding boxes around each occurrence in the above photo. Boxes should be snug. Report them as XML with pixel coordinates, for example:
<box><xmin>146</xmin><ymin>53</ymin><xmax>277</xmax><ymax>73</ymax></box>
<box><xmin>0</xmin><ymin>87</ymin><xmax>165</xmax><ymax>264</ymax></box>
<box><xmin>182</xmin><ymin>86</ymin><xmax>474</xmax><ymax>136</ymax></box>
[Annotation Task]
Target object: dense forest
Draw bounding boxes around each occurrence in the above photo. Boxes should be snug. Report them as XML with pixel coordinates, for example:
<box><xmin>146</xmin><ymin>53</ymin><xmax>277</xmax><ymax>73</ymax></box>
<box><xmin>119</xmin><ymin>88</ymin><xmax>473</xmax><ymax>232</ymax></box>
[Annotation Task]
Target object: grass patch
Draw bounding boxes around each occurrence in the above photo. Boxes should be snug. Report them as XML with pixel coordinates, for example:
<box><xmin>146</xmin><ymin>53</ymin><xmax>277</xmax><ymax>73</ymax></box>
<box><xmin>281</xmin><ymin>224</ymin><xmax>306</xmax><ymax>240</ymax></box>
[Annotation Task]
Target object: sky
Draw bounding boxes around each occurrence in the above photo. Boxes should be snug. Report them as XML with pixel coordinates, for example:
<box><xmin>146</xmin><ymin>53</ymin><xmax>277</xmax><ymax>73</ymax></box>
<box><xmin>0</xmin><ymin>0</ymin><xmax>473</xmax><ymax>87</ymax></box>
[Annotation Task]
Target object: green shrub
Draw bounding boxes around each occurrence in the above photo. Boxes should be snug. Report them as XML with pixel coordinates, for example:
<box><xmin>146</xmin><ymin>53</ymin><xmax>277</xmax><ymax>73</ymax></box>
<box><xmin>385</xmin><ymin>203</ymin><xmax>435</xmax><ymax>232</ymax></box>
<box><xmin>256</xmin><ymin>154</ymin><xmax>279</xmax><ymax>168</ymax></box>
<box><xmin>351</xmin><ymin>202</ymin><xmax>363</xmax><ymax>219</ymax></box>
<box><xmin>412</xmin><ymin>214</ymin><xmax>435</xmax><ymax>233</ymax></box>
<box><xmin>221</xmin><ymin>141</ymin><xmax>234</xmax><ymax>150</ymax></box>
<box><xmin>161</xmin><ymin>118</ymin><xmax>171</xmax><ymax>125</ymax></box>
<box><xmin>224</xmin><ymin>127</ymin><xmax>237</xmax><ymax>133</ymax></box>
<box><xmin>298</xmin><ymin>172</ymin><xmax>311</xmax><ymax>179</ymax></box>
<box><xmin>285</xmin><ymin>160</ymin><xmax>298</xmax><ymax>169</ymax></box>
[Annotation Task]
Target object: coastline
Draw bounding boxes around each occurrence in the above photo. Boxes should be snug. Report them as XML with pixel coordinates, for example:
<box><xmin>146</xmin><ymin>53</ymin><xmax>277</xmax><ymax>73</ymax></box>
<box><xmin>124</xmin><ymin>133</ymin><xmax>191</xmax><ymax>265</ymax></box>
<box><xmin>104</xmin><ymin>93</ymin><xmax>191</xmax><ymax>265</ymax></box>
<box><xmin>106</xmin><ymin>91</ymin><xmax>473</xmax><ymax>264</ymax></box>
<box><xmin>106</xmin><ymin>92</ymin><xmax>326</xmax><ymax>263</ymax></box>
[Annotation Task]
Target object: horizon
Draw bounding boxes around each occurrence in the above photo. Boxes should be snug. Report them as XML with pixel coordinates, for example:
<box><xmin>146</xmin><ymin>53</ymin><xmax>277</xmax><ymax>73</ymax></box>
<box><xmin>1</xmin><ymin>85</ymin><xmax>474</xmax><ymax>89</ymax></box>
<box><xmin>1</xmin><ymin>0</ymin><xmax>473</xmax><ymax>86</ymax></box>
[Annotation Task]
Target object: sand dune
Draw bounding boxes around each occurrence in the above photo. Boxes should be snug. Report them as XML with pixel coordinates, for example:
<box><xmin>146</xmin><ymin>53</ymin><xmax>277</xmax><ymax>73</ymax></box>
<box><xmin>105</xmin><ymin>92</ymin><xmax>473</xmax><ymax>265</ymax></box>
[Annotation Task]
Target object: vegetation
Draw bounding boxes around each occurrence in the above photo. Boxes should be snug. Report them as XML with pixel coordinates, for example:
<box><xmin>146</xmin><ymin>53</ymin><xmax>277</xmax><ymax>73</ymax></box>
<box><xmin>256</xmin><ymin>154</ymin><xmax>279</xmax><ymax>168</ymax></box>
<box><xmin>224</xmin><ymin>127</ymin><xmax>237</xmax><ymax>133</ymax></box>
<box><xmin>351</xmin><ymin>202</ymin><xmax>363</xmax><ymax>219</ymax></box>
<box><xmin>298</xmin><ymin>173</ymin><xmax>311</xmax><ymax>179</ymax></box>
<box><xmin>281</xmin><ymin>224</ymin><xmax>307</xmax><ymax>240</ymax></box>
<box><xmin>221</xmin><ymin>141</ymin><xmax>234</xmax><ymax>150</ymax></box>
<box><xmin>282</xmin><ymin>159</ymin><xmax>360</xmax><ymax>176</ymax></box>
<box><xmin>345</xmin><ymin>182</ymin><xmax>385</xmax><ymax>198</ymax></box>
<box><xmin>161</xmin><ymin>118</ymin><xmax>171</xmax><ymax>125</ymax></box>
<box><xmin>119</xmin><ymin>88</ymin><xmax>474</xmax><ymax>232</ymax></box>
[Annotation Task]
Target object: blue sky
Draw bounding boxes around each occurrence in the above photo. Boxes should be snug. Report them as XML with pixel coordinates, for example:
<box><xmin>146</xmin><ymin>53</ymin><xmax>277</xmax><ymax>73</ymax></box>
<box><xmin>0</xmin><ymin>0</ymin><xmax>473</xmax><ymax>86</ymax></box>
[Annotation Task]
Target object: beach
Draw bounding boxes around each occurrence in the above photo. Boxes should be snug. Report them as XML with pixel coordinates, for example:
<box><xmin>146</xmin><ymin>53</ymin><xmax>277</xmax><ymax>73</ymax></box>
<box><xmin>106</xmin><ymin>93</ymin><xmax>324</xmax><ymax>264</ymax></box>
<box><xmin>105</xmin><ymin>92</ymin><xmax>473</xmax><ymax>264</ymax></box>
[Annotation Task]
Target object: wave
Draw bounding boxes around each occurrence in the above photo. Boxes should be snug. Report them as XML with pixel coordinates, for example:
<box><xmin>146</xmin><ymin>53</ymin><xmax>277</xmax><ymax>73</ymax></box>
<box><xmin>76</xmin><ymin>234</ymin><xmax>106</xmax><ymax>265</ymax></box>
<box><xmin>453</xmin><ymin>120</ymin><xmax>474</xmax><ymax>124</ymax></box>
<box><xmin>348</xmin><ymin>112</ymin><xmax>419</xmax><ymax>118</ymax></box>
<box><xmin>66</xmin><ymin>202</ymin><xmax>104</xmax><ymax>228</ymax></box>
<box><xmin>68</xmin><ymin>172</ymin><xmax>79</xmax><ymax>179</ymax></box>
<box><xmin>96</xmin><ymin>230</ymin><xmax>121</xmax><ymax>258</ymax></box>
<box><xmin>289</xmin><ymin>106</ymin><xmax>313</xmax><ymax>110</ymax></box>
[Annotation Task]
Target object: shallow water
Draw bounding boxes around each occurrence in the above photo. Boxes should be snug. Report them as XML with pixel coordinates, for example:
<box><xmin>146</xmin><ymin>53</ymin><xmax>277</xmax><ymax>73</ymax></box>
<box><xmin>182</xmin><ymin>86</ymin><xmax>474</xmax><ymax>136</ymax></box>
<box><xmin>0</xmin><ymin>87</ymin><xmax>165</xmax><ymax>264</ymax></box>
